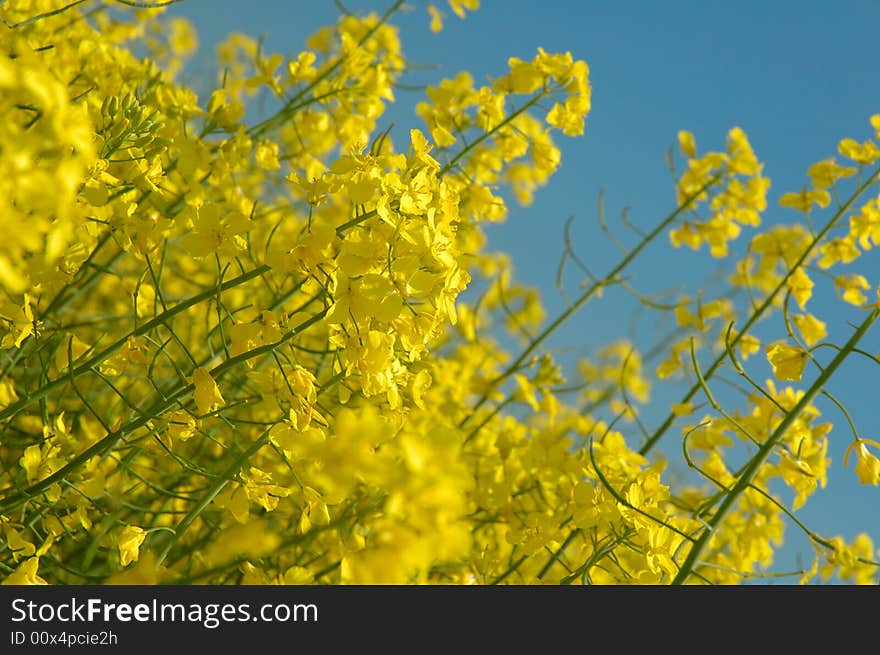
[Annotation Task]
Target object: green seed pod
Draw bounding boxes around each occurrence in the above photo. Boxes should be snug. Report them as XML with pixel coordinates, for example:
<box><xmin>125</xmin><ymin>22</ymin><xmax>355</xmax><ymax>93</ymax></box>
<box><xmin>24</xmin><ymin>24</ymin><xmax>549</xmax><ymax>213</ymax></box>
<box><xmin>101</xmin><ymin>95</ymin><xmax>112</xmax><ymax>120</ymax></box>
<box><xmin>144</xmin><ymin>144</ymin><xmax>168</xmax><ymax>160</ymax></box>
<box><xmin>132</xmin><ymin>135</ymin><xmax>155</xmax><ymax>149</ymax></box>
<box><xmin>109</xmin><ymin>117</ymin><xmax>131</xmax><ymax>140</ymax></box>
<box><xmin>130</xmin><ymin>107</ymin><xmax>147</xmax><ymax>128</ymax></box>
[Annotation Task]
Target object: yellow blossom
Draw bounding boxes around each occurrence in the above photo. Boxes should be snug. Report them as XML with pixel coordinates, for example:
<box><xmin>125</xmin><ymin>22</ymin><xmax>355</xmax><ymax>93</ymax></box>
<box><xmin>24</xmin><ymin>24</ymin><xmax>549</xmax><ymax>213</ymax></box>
<box><xmin>787</xmin><ymin>268</ymin><xmax>814</xmax><ymax>309</ymax></box>
<box><xmin>838</xmin><ymin>138</ymin><xmax>880</xmax><ymax>165</ymax></box>
<box><xmin>765</xmin><ymin>342</ymin><xmax>808</xmax><ymax>382</ymax></box>
<box><xmin>678</xmin><ymin>130</ymin><xmax>696</xmax><ymax>158</ymax></box>
<box><xmin>427</xmin><ymin>5</ymin><xmax>444</xmax><ymax>32</ymax></box>
<box><xmin>192</xmin><ymin>367</ymin><xmax>225</xmax><ymax>415</ymax></box>
<box><xmin>835</xmin><ymin>274</ymin><xmax>870</xmax><ymax>306</ymax></box>
<box><xmin>2</xmin><ymin>558</ymin><xmax>47</xmax><ymax>585</ymax></box>
<box><xmin>844</xmin><ymin>439</ymin><xmax>880</xmax><ymax>486</ymax></box>
<box><xmin>118</xmin><ymin>526</ymin><xmax>146</xmax><ymax>567</ymax></box>
<box><xmin>807</xmin><ymin>158</ymin><xmax>856</xmax><ymax>188</ymax></box>
<box><xmin>793</xmin><ymin>313</ymin><xmax>826</xmax><ymax>346</ymax></box>
<box><xmin>779</xmin><ymin>189</ymin><xmax>830</xmax><ymax>212</ymax></box>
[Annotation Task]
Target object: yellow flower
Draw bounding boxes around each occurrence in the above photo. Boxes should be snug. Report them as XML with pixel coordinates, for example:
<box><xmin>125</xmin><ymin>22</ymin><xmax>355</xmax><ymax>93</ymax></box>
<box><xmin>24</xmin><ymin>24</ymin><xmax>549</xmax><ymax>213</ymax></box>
<box><xmin>669</xmin><ymin>222</ymin><xmax>702</xmax><ymax>250</ymax></box>
<box><xmin>512</xmin><ymin>374</ymin><xmax>540</xmax><ymax>411</ymax></box>
<box><xmin>181</xmin><ymin>203</ymin><xmax>250</xmax><ymax>258</ymax></box>
<box><xmin>106</xmin><ymin>551</ymin><xmax>162</xmax><ymax>585</ymax></box>
<box><xmin>3</xmin><ymin>526</ymin><xmax>36</xmax><ymax>561</ymax></box>
<box><xmin>817</xmin><ymin>236</ymin><xmax>860</xmax><ymax>269</ymax></box>
<box><xmin>727</xmin><ymin>126</ymin><xmax>761</xmax><ymax>175</ymax></box>
<box><xmin>787</xmin><ymin>268</ymin><xmax>814</xmax><ymax>310</ymax></box>
<box><xmin>0</xmin><ymin>378</ymin><xmax>17</xmax><ymax>410</ymax></box>
<box><xmin>765</xmin><ymin>342</ymin><xmax>808</xmax><ymax>382</ymax></box>
<box><xmin>778</xmin><ymin>452</ymin><xmax>817</xmax><ymax>510</ymax></box>
<box><xmin>449</xmin><ymin>0</ymin><xmax>479</xmax><ymax>19</ymax></box>
<box><xmin>835</xmin><ymin>274</ymin><xmax>870</xmax><ymax>306</ymax></box>
<box><xmin>799</xmin><ymin>554</ymin><xmax>819</xmax><ymax>585</ymax></box>
<box><xmin>168</xmin><ymin>18</ymin><xmax>198</xmax><ymax>57</ymax></box>
<box><xmin>118</xmin><ymin>526</ymin><xmax>146</xmax><ymax>567</ymax></box>
<box><xmin>820</xmin><ymin>534</ymin><xmax>876</xmax><ymax>584</ymax></box>
<box><xmin>427</xmin><ymin>5</ymin><xmax>444</xmax><ymax>32</ymax></box>
<box><xmin>283</xmin><ymin>566</ymin><xmax>315</xmax><ymax>584</ymax></box>
<box><xmin>779</xmin><ymin>189</ymin><xmax>830</xmax><ymax>212</ymax></box>
<box><xmin>848</xmin><ymin>197</ymin><xmax>880</xmax><ymax>249</ymax></box>
<box><xmin>671</xmin><ymin>402</ymin><xmax>694</xmax><ymax>416</ymax></box>
<box><xmin>497</xmin><ymin>57</ymin><xmax>543</xmax><ymax>94</ymax></box>
<box><xmin>2</xmin><ymin>558</ymin><xmax>47</xmax><ymax>585</ymax></box>
<box><xmin>286</xmin><ymin>51</ymin><xmax>317</xmax><ymax>84</ymax></box>
<box><xmin>20</xmin><ymin>445</ymin><xmax>43</xmax><ymax>482</ymax></box>
<box><xmin>793</xmin><ymin>313</ymin><xmax>826</xmax><ymax>347</ymax></box>
<box><xmin>838</xmin><ymin>138</ymin><xmax>880</xmax><ymax>165</ymax></box>
<box><xmin>844</xmin><ymin>439</ymin><xmax>880</xmax><ymax>486</ymax></box>
<box><xmin>254</xmin><ymin>140</ymin><xmax>280</xmax><ymax>170</ymax></box>
<box><xmin>678</xmin><ymin>130</ymin><xmax>696</xmax><ymax>158</ymax></box>
<box><xmin>192</xmin><ymin>367</ymin><xmax>225</xmax><ymax>415</ymax></box>
<box><xmin>738</xmin><ymin>333</ymin><xmax>761</xmax><ymax>360</ymax></box>
<box><xmin>411</xmin><ymin>369</ymin><xmax>432</xmax><ymax>409</ymax></box>
<box><xmin>807</xmin><ymin>158</ymin><xmax>856</xmax><ymax>188</ymax></box>
<box><xmin>1</xmin><ymin>295</ymin><xmax>34</xmax><ymax>350</ymax></box>
<box><xmin>546</xmin><ymin>101</ymin><xmax>585</xmax><ymax>136</ymax></box>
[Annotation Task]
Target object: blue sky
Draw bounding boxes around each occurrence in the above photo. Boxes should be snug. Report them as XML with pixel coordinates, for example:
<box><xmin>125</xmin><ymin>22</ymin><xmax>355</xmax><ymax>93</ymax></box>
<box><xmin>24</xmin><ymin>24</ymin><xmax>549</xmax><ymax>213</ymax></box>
<box><xmin>164</xmin><ymin>0</ymin><xmax>880</xmax><ymax>581</ymax></box>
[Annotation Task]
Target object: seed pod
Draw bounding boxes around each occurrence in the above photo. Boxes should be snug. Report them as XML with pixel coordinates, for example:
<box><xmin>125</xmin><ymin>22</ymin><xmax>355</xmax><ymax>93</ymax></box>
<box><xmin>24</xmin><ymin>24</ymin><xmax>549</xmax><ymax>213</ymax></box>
<box><xmin>131</xmin><ymin>135</ymin><xmax>155</xmax><ymax>149</ymax></box>
<box><xmin>109</xmin><ymin>117</ymin><xmax>131</xmax><ymax>140</ymax></box>
<box><xmin>144</xmin><ymin>144</ymin><xmax>168</xmax><ymax>160</ymax></box>
<box><xmin>131</xmin><ymin>107</ymin><xmax>148</xmax><ymax>129</ymax></box>
<box><xmin>122</xmin><ymin>92</ymin><xmax>136</xmax><ymax>112</ymax></box>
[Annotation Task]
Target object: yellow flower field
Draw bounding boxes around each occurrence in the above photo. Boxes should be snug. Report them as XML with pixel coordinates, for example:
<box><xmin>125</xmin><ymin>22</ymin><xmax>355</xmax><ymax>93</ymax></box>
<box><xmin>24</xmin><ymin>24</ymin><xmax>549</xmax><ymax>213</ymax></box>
<box><xmin>1</xmin><ymin>0</ymin><xmax>879</xmax><ymax>585</ymax></box>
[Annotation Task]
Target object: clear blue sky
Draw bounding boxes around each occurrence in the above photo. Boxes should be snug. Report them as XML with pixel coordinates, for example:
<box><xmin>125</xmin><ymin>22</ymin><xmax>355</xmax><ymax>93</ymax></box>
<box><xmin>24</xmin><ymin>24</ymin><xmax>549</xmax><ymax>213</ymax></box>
<box><xmin>165</xmin><ymin>0</ymin><xmax>880</xmax><ymax>581</ymax></box>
